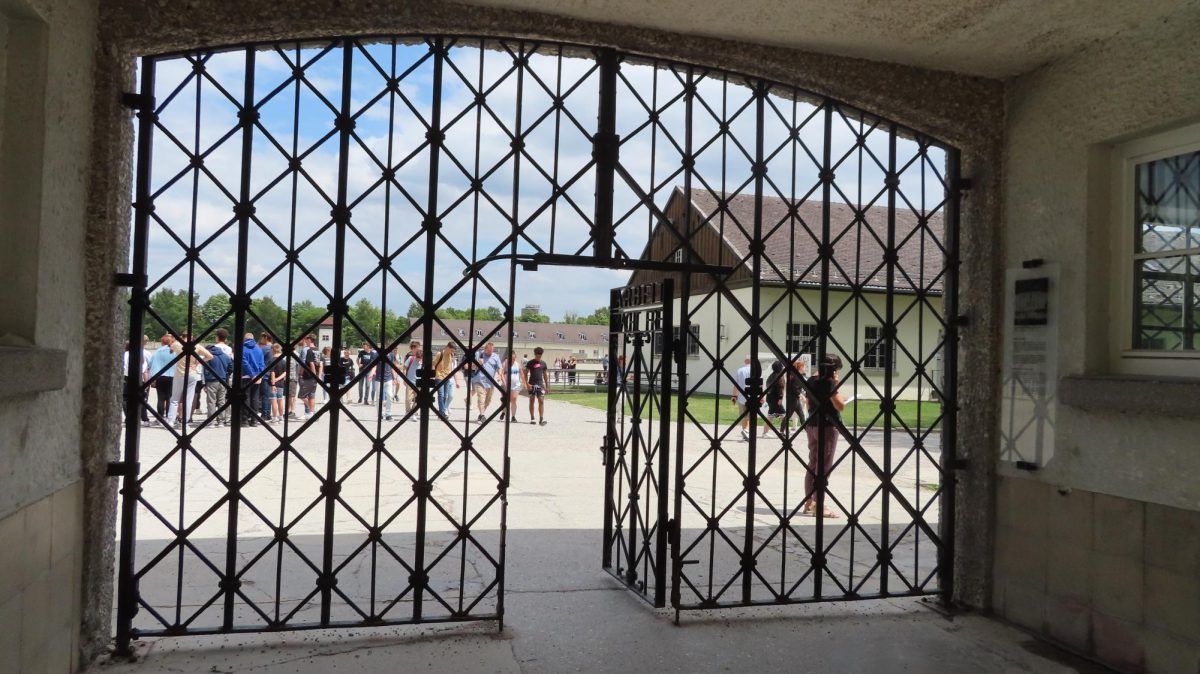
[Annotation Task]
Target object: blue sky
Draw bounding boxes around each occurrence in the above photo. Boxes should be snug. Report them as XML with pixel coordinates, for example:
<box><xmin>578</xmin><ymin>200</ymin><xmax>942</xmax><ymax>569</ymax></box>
<box><xmin>137</xmin><ymin>39</ymin><xmax>946</xmax><ymax>321</ymax></box>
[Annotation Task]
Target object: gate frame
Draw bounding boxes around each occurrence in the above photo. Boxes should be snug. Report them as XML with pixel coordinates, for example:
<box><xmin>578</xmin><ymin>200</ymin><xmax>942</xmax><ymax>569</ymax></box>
<box><xmin>93</xmin><ymin>28</ymin><xmax>988</xmax><ymax>657</ymax></box>
<box><xmin>602</xmin><ymin>279</ymin><xmax>675</xmax><ymax>607</ymax></box>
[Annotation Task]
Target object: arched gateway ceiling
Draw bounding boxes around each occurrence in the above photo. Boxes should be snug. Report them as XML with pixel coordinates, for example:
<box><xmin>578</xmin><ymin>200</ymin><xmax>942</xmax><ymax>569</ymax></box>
<box><xmin>465</xmin><ymin>0</ymin><xmax>1192</xmax><ymax>78</ymax></box>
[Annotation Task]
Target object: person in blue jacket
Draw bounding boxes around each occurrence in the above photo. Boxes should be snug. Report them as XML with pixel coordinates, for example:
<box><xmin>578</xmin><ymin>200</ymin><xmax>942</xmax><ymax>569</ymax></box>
<box><xmin>241</xmin><ymin>333</ymin><xmax>265</xmax><ymax>426</ymax></box>
<box><xmin>203</xmin><ymin>329</ymin><xmax>234</xmax><ymax>426</ymax></box>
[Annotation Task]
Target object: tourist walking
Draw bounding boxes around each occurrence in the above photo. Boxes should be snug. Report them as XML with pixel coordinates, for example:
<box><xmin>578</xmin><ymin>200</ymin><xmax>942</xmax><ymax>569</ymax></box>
<box><xmin>202</xmin><ymin>330</ymin><xmax>233</xmax><ymax>426</ymax></box>
<box><xmin>803</xmin><ymin>354</ymin><xmax>845</xmax><ymax>519</ymax></box>
<box><xmin>525</xmin><ymin>347</ymin><xmax>549</xmax><ymax>425</ymax></box>
<box><xmin>763</xmin><ymin>357</ymin><xmax>785</xmax><ymax>437</ymax></box>
<box><xmin>782</xmin><ymin>354</ymin><xmax>811</xmax><ymax>437</ymax></box>
<box><xmin>148</xmin><ymin>334</ymin><xmax>175</xmax><ymax>420</ymax></box>
<box><xmin>340</xmin><ymin>348</ymin><xmax>355</xmax><ymax>393</ymax></box>
<box><xmin>240</xmin><ymin>333</ymin><xmax>265</xmax><ymax>426</ymax></box>
<box><xmin>320</xmin><ymin>346</ymin><xmax>334</xmax><ymax>402</ymax></box>
<box><xmin>376</xmin><ymin>346</ymin><xmax>396</xmax><ymax>421</ymax></box>
<box><xmin>122</xmin><ymin>339</ymin><xmax>150</xmax><ymax>425</ymax></box>
<box><xmin>269</xmin><ymin>343</ymin><xmax>287</xmax><ymax>423</ymax></box>
<box><xmin>166</xmin><ymin>333</ymin><xmax>212</xmax><ymax>429</ymax></box>
<box><xmin>731</xmin><ymin>355</ymin><xmax>757</xmax><ymax>442</ymax></box>
<box><xmin>297</xmin><ymin>334</ymin><xmax>321</xmax><ymax>420</ymax></box>
<box><xmin>471</xmin><ymin>342</ymin><xmax>502</xmax><ymax>422</ymax></box>
<box><xmin>397</xmin><ymin>341</ymin><xmax>418</xmax><ymax>413</ymax></box>
<box><xmin>500</xmin><ymin>351</ymin><xmax>526</xmax><ymax>422</ymax></box>
<box><xmin>567</xmin><ymin>356</ymin><xmax>577</xmax><ymax>385</ymax></box>
<box><xmin>430</xmin><ymin>342</ymin><xmax>458</xmax><ymax>419</ymax></box>
<box><xmin>258</xmin><ymin>333</ymin><xmax>274</xmax><ymax>422</ymax></box>
<box><xmin>357</xmin><ymin>343</ymin><xmax>375</xmax><ymax>404</ymax></box>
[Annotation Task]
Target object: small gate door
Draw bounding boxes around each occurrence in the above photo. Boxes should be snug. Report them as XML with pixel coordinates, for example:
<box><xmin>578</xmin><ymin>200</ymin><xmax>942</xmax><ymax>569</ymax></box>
<box><xmin>602</xmin><ymin>280</ymin><xmax>675</xmax><ymax>606</ymax></box>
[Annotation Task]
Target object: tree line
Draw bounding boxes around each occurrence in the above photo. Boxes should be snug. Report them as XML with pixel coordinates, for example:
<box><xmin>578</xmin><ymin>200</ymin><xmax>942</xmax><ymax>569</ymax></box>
<box><xmin>142</xmin><ymin>288</ymin><xmax>610</xmax><ymax>345</ymax></box>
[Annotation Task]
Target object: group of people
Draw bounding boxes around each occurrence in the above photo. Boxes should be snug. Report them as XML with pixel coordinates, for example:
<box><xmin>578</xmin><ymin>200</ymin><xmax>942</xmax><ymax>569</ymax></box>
<box><xmin>124</xmin><ymin>332</ymin><xmax>560</xmax><ymax>430</ymax></box>
<box><xmin>732</xmin><ymin>352</ymin><xmax>847</xmax><ymax>519</ymax></box>
<box><xmin>126</xmin><ymin>330</ymin><xmax>358</xmax><ymax>429</ymax></box>
<box><xmin>350</xmin><ymin>341</ymin><xmax>554</xmax><ymax>425</ymax></box>
<box><xmin>550</xmin><ymin>356</ymin><xmax>578</xmax><ymax>384</ymax></box>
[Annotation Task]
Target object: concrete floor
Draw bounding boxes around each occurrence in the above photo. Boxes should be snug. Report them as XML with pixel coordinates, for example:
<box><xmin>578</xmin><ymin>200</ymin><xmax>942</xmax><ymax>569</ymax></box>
<box><xmin>96</xmin><ymin>558</ymin><xmax>1107</xmax><ymax>673</ymax></box>
<box><xmin>95</xmin><ymin>395</ymin><xmax>1103</xmax><ymax>673</ymax></box>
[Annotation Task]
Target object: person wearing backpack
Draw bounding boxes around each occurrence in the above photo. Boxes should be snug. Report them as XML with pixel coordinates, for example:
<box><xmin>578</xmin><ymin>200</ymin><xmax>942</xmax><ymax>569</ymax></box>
<box><xmin>376</xmin><ymin>346</ymin><xmax>397</xmax><ymax>421</ymax></box>
<box><xmin>401</xmin><ymin>342</ymin><xmax>422</xmax><ymax>416</ymax></box>
<box><xmin>203</xmin><ymin>330</ymin><xmax>234</xmax><ymax>426</ymax></box>
<box><xmin>296</xmin><ymin>334</ymin><xmax>321</xmax><ymax>420</ymax></box>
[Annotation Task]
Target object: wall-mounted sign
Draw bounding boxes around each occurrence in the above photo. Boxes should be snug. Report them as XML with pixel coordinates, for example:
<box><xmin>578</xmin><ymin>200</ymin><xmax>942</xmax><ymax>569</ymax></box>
<box><xmin>1000</xmin><ymin>264</ymin><xmax>1058</xmax><ymax>467</ymax></box>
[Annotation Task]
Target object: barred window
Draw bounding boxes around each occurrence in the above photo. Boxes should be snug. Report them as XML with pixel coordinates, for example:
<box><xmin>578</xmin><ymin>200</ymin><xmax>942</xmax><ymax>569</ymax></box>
<box><xmin>1132</xmin><ymin>149</ymin><xmax>1199</xmax><ymax>352</ymax></box>
<box><xmin>785</xmin><ymin>322</ymin><xmax>817</xmax><ymax>360</ymax></box>
<box><xmin>863</xmin><ymin>325</ymin><xmax>893</xmax><ymax>370</ymax></box>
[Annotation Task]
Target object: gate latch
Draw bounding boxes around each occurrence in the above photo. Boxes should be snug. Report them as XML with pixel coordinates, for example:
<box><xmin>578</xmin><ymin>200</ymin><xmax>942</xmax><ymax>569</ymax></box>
<box><xmin>107</xmin><ymin>461</ymin><xmax>140</xmax><ymax>477</ymax></box>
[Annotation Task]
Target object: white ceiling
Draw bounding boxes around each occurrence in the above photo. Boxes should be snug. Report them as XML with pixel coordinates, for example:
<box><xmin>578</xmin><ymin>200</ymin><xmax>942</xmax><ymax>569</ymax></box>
<box><xmin>465</xmin><ymin>0</ymin><xmax>1191</xmax><ymax>78</ymax></box>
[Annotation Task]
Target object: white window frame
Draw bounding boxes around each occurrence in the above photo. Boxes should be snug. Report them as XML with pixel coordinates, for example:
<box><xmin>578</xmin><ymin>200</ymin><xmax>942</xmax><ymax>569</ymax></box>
<box><xmin>785</xmin><ymin>322</ymin><xmax>817</xmax><ymax>359</ymax></box>
<box><xmin>862</xmin><ymin>324</ymin><xmax>893</xmax><ymax>371</ymax></box>
<box><xmin>1109</xmin><ymin>122</ymin><xmax>1200</xmax><ymax>378</ymax></box>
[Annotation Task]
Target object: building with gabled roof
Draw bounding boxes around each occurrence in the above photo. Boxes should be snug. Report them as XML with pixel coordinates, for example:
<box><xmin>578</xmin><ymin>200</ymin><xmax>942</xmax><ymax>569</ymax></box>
<box><xmin>627</xmin><ymin>187</ymin><xmax>947</xmax><ymax>400</ymax></box>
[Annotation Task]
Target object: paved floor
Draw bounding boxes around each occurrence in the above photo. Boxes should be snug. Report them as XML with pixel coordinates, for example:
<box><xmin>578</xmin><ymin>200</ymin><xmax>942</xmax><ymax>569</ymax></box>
<box><xmin>97</xmin><ymin>394</ymin><xmax>1097</xmax><ymax>673</ymax></box>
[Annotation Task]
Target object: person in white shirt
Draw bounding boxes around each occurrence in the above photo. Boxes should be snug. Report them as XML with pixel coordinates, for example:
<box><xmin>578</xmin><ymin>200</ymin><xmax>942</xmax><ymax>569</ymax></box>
<box><xmin>731</xmin><ymin>355</ymin><xmax>757</xmax><ymax>442</ymax></box>
<box><xmin>123</xmin><ymin>339</ymin><xmax>150</xmax><ymax>425</ymax></box>
<box><xmin>471</xmin><ymin>342</ymin><xmax>503</xmax><ymax>422</ymax></box>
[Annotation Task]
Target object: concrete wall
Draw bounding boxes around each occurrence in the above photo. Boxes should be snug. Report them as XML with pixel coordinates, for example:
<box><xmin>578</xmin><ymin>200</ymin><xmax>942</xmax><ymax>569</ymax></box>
<box><xmin>997</xmin><ymin>5</ymin><xmax>1200</xmax><ymax>672</ymax></box>
<box><xmin>0</xmin><ymin>0</ymin><xmax>99</xmax><ymax>671</ymax></box>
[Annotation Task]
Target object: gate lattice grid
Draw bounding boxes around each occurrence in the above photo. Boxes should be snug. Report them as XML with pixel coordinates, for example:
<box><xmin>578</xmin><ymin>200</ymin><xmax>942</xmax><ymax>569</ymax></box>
<box><xmin>117</xmin><ymin>35</ymin><xmax>960</xmax><ymax>651</ymax></box>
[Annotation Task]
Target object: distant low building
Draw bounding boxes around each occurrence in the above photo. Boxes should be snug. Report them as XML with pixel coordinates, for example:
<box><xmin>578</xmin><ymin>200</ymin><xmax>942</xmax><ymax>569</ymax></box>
<box><xmin>407</xmin><ymin>316</ymin><xmax>610</xmax><ymax>365</ymax></box>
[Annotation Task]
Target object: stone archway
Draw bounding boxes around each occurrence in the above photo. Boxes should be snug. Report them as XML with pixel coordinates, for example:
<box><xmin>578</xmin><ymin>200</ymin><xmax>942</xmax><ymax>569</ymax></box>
<box><xmin>81</xmin><ymin>3</ymin><xmax>1003</xmax><ymax>663</ymax></box>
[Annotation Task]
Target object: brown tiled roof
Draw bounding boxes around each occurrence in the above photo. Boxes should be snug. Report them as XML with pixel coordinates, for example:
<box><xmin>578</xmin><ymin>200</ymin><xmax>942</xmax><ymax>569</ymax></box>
<box><xmin>685</xmin><ymin>188</ymin><xmax>945</xmax><ymax>293</ymax></box>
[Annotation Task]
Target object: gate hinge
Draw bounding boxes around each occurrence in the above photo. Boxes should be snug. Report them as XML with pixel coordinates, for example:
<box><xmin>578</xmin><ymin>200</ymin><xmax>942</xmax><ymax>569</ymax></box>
<box><xmin>667</xmin><ymin>518</ymin><xmax>679</xmax><ymax>547</ymax></box>
<box><xmin>107</xmin><ymin>461</ymin><xmax>140</xmax><ymax>477</ymax></box>
<box><xmin>114</xmin><ymin>272</ymin><xmax>147</xmax><ymax>288</ymax></box>
<box><xmin>950</xmin><ymin>459</ymin><xmax>969</xmax><ymax>470</ymax></box>
<box><xmin>954</xmin><ymin>177</ymin><xmax>973</xmax><ymax>192</ymax></box>
<box><xmin>122</xmin><ymin>92</ymin><xmax>155</xmax><ymax>111</ymax></box>
<box><xmin>953</xmin><ymin>315</ymin><xmax>970</xmax><ymax>327</ymax></box>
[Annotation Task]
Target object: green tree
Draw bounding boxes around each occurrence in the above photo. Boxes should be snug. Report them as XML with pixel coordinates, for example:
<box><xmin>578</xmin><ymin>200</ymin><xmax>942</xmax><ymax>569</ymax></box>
<box><xmin>291</xmin><ymin>300</ymin><xmax>326</xmax><ymax>340</ymax></box>
<box><xmin>518</xmin><ymin>306</ymin><xmax>550</xmax><ymax>323</ymax></box>
<box><xmin>146</xmin><ymin>288</ymin><xmax>197</xmax><ymax>339</ymax></box>
<box><xmin>199</xmin><ymin>293</ymin><xmax>232</xmax><ymax>334</ymax></box>
<box><xmin>248</xmin><ymin>296</ymin><xmax>288</xmax><ymax>341</ymax></box>
<box><xmin>583</xmin><ymin>306</ymin><xmax>610</xmax><ymax>325</ymax></box>
<box><xmin>474</xmin><ymin>306</ymin><xmax>503</xmax><ymax>321</ymax></box>
<box><xmin>561</xmin><ymin>310</ymin><xmax>582</xmax><ymax>324</ymax></box>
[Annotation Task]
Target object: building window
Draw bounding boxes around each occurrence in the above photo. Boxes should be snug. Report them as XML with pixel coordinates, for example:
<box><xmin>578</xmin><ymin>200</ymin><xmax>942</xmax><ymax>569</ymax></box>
<box><xmin>1132</xmin><ymin>150</ymin><xmax>1198</xmax><ymax>352</ymax></box>
<box><xmin>1112</xmin><ymin>123</ymin><xmax>1200</xmax><ymax>377</ymax></box>
<box><xmin>476</xmin><ymin>329</ymin><xmax>483</xmax><ymax>338</ymax></box>
<box><xmin>579</xmin><ymin>333</ymin><xmax>587</xmax><ymax>341</ymax></box>
<box><xmin>862</xmin><ymin>325</ymin><xmax>893</xmax><ymax>370</ymax></box>
<box><xmin>458</xmin><ymin>328</ymin><xmax>465</xmax><ymax>337</ymax></box>
<box><xmin>785</xmin><ymin>322</ymin><xmax>817</xmax><ymax>360</ymax></box>
<box><xmin>672</xmin><ymin>248</ymin><xmax>685</xmax><ymax>264</ymax></box>
<box><xmin>528</xmin><ymin>331</ymin><xmax>536</xmax><ymax>339</ymax></box>
<box><xmin>654</xmin><ymin>325</ymin><xmax>700</xmax><ymax>356</ymax></box>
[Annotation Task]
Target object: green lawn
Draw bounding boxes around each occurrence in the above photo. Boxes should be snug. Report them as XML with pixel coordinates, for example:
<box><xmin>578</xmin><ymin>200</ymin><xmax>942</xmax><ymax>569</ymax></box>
<box><xmin>555</xmin><ymin>390</ymin><xmax>943</xmax><ymax>431</ymax></box>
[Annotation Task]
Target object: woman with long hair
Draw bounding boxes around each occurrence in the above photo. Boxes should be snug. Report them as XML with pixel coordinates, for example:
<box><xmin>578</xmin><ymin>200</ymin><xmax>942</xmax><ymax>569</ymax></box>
<box><xmin>500</xmin><ymin>351</ymin><xmax>527</xmax><ymax>421</ymax></box>
<box><xmin>803</xmin><ymin>354</ymin><xmax>846</xmax><ymax>519</ymax></box>
<box><xmin>269</xmin><ymin>343</ymin><xmax>286</xmax><ymax>422</ymax></box>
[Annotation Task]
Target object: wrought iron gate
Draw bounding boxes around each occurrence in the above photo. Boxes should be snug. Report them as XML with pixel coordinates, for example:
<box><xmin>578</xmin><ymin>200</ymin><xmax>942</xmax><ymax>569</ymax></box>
<box><xmin>602</xmin><ymin>280</ymin><xmax>674</xmax><ymax>606</ymax></box>
<box><xmin>116</xmin><ymin>34</ymin><xmax>960</xmax><ymax>650</ymax></box>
